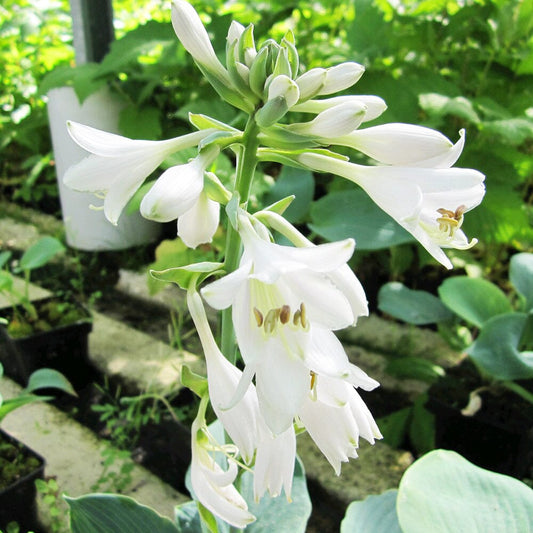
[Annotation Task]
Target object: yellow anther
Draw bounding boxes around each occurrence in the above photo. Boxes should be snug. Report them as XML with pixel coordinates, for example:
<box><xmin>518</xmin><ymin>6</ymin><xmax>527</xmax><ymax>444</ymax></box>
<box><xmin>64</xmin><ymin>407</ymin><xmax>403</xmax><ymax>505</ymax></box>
<box><xmin>293</xmin><ymin>309</ymin><xmax>301</xmax><ymax>326</ymax></box>
<box><xmin>263</xmin><ymin>308</ymin><xmax>280</xmax><ymax>334</ymax></box>
<box><xmin>309</xmin><ymin>371</ymin><xmax>317</xmax><ymax>401</ymax></box>
<box><xmin>253</xmin><ymin>307</ymin><xmax>264</xmax><ymax>327</ymax></box>
<box><xmin>299</xmin><ymin>302</ymin><xmax>308</xmax><ymax>329</ymax></box>
<box><xmin>279</xmin><ymin>305</ymin><xmax>291</xmax><ymax>324</ymax></box>
<box><xmin>436</xmin><ymin>205</ymin><xmax>466</xmax><ymax>238</ymax></box>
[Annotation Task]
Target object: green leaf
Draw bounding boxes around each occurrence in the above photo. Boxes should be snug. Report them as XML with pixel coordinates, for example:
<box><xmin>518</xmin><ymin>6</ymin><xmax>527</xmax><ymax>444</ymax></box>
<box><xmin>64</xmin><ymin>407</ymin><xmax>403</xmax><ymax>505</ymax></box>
<box><xmin>408</xmin><ymin>395</ymin><xmax>435</xmax><ymax>454</ymax></box>
<box><xmin>482</xmin><ymin>118</ymin><xmax>533</xmax><ymax>145</ymax></box>
<box><xmin>0</xmin><ymin>394</ymin><xmax>52</xmax><ymax>423</ymax></box>
<box><xmin>341</xmin><ymin>490</ymin><xmax>401</xmax><ymax>533</ymax></box>
<box><xmin>309</xmin><ymin>190</ymin><xmax>414</xmax><ymax>250</ymax></box>
<box><xmin>397</xmin><ymin>450</ymin><xmax>533</xmax><ymax>533</ymax></box>
<box><xmin>25</xmin><ymin>368</ymin><xmax>77</xmax><ymax>397</ymax></box>
<box><xmin>66</xmin><ymin>493</ymin><xmax>179</xmax><ymax>533</ymax></box>
<box><xmin>0</xmin><ymin>251</ymin><xmax>12</xmax><ymax>269</ymax></box>
<box><xmin>150</xmin><ymin>262</ymin><xmax>224</xmax><ymax>291</ymax></box>
<box><xmin>238</xmin><ymin>457</ymin><xmax>311</xmax><ymax>532</ymax></box>
<box><xmin>174</xmin><ymin>501</ymin><xmax>205</xmax><ymax>533</ymax></box>
<box><xmin>262</xmin><ymin>166</ymin><xmax>314</xmax><ymax>224</ymax></box>
<box><xmin>419</xmin><ymin>93</ymin><xmax>480</xmax><ymax>124</ymax></box>
<box><xmin>438</xmin><ymin>276</ymin><xmax>512</xmax><ymax>328</ymax></box>
<box><xmin>119</xmin><ymin>105</ymin><xmax>162</xmax><ymax>140</ymax></box>
<box><xmin>19</xmin><ymin>236</ymin><xmax>65</xmax><ymax>272</ymax></box>
<box><xmin>386</xmin><ymin>357</ymin><xmax>445</xmax><ymax>383</ymax></box>
<box><xmin>467</xmin><ymin>312</ymin><xmax>533</xmax><ymax>380</ymax></box>
<box><xmin>181</xmin><ymin>366</ymin><xmax>208</xmax><ymax>398</ymax></box>
<box><xmin>378</xmin><ymin>282</ymin><xmax>454</xmax><ymax>325</ymax></box>
<box><xmin>510</xmin><ymin>253</ymin><xmax>533</xmax><ymax>311</ymax></box>
<box><xmin>376</xmin><ymin>407</ymin><xmax>411</xmax><ymax>449</ymax></box>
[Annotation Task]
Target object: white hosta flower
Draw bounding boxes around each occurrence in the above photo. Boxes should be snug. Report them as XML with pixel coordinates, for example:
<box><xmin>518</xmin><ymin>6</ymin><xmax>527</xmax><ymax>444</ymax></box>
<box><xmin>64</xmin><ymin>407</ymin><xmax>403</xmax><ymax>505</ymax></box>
<box><xmin>63</xmin><ymin>121</ymin><xmax>214</xmax><ymax>225</ymax></box>
<box><xmin>178</xmin><ymin>190</ymin><xmax>220</xmax><ymax>249</ymax></box>
<box><xmin>299</xmin><ymin>374</ymin><xmax>382</xmax><ymax>475</ymax></box>
<box><xmin>292</xmin><ymin>95</ymin><xmax>387</xmax><ymax>123</ymax></box>
<box><xmin>187</xmin><ymin>289</ymin><xmax>259</xmax><ymax>463</ymax></box>
<box><xmin>190</xmin><ymin>411</ymin><xmax>256</xmax><ymax>528</ymax></box>
<box><xmin>140</xmin><ymin>145</ymin><xmax>218</xmax><ymax>223</ymax></box>
<box><xmin>295</xmin><ymin>68</ymin><xmax>327</xmax><ymax>102</ymax></box>
<box><xmin>328</xmin><ymin>124</ymin><xmax>466</xmax><ymax>168</ymax></box>
<box><xmin>319</xmin><ymin>62</ymin><xmax>365</xmax><ymax>95</ymax></box>
<box><xmin>298</xmin><ymin>152</ymin><xmax>485</xmax><ymax>269</ymax></box>
<box><xmin>286</xmin><ymin>102</ymin><xmax>367</xmax><ymax>138</ymax></box>
<box><xmin>202</xmin><ymin>214</ymin><xmax>370</xmax><ymax>433</ymax></box>
<box><xmin>254</xmin><ymin>423</ymin><xmax>296</xmax><ymax>501</ymax></box>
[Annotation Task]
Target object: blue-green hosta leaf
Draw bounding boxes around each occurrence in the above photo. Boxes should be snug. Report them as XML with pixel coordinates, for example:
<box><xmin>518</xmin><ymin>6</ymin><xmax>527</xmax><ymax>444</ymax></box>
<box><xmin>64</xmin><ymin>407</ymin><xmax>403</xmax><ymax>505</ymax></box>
<box><xmin>510</xmin><ymin>253</ymin><xmax>533</xmax><ymax>311</ymax></box>
<box><xmin>238</xmin><ymin>457</ymin><xmax>312</xmax><ymax>533</ymax></box>
<box><xmin>341</xmin><ymin>490</ymin><xmax>401</xmax><ymax>533</ymax></box>
<box><xmin>18</xmin><ymin>236</ymin><xmax>65</xmax><ymax>272</ymax></box>
<box><xmin>438</xmin><ymin>276</ymin><xmax>512</xmax><ymax>328</ymax></box>
<box><xmin>397</xmin><ymin>450</ymin><xmax>533</xmax><ymax>533</ymax></box>
<box><xmin>467</xmin><ymin>312</ymin><xmax>533</xmax><ymax>380</ymax></box>
<box><xmin>66</xmin><ymin>493</ymin><xmax>179</xmax><ymax>533</ymax></box>
<box><xmin>25</xmin><ymin>368</ymin><xmax>77</xmax><ymax>396</ymax></box>
<box><xmin>309</xmin><ymin>190</ymin><xmax>414</xmax><ymax>250</ymax></box>
<box><xmin>378</xmin><ymin>282</ymin><xmax>454</xmax><ymax>325</ymax></box>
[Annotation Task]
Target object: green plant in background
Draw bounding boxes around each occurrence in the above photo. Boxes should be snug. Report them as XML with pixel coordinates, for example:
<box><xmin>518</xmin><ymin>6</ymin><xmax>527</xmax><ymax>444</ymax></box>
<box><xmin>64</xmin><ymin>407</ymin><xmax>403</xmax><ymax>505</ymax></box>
<box><xmin>379</xmin><ymin>252</ymin><xmax>533</xmax><ymax>401</ymax></box>
<box><xmin>0</xmin><ymin>363</ymin><xmax>76</xmax><ymax>424</ymax></box>
<box><xmin>35</xmin><ymin>477</ymin><xmax>68</xmax><ymax>533</ymax></box>
<box><xmin>0</xmin><ymin>236</ymin><xmax>66</xmax><ymax>334</ymax></box>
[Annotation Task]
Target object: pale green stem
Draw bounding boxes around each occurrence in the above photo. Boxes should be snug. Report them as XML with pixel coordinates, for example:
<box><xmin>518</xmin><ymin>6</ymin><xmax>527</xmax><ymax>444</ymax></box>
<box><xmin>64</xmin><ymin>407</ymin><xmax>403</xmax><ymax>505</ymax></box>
<box><xmin>220</xmin><ymin>116</ymin><xmax>260</xmax><ymax>363</ymax></box>
<box><xmin>501</xmin><ymin>380</ymin><xmax>533</xmax><ymax>405</ymax></box>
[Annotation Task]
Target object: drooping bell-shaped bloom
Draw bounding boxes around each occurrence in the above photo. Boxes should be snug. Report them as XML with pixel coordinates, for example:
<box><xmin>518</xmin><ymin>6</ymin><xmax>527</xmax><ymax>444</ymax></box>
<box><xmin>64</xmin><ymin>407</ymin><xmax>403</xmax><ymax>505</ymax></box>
<box><xmin>178</xmin><ymin>189</ymin><xmax>220</xmax><ymax>249</ymax></box>
<box><xmin>299</xmin><ymin>374</ymin><xmax>382</xmax><ymax>475</ymax></box>
<box><xmin>63</xmin><ymin>120</ymin><xmax>214</xmax><ymax>225</ymax></box>
<box><xmin>190</xmin><ymin>402</ymin><xmax>256</xmax><ymax>528</ymax></box>
<box><xmin>187</xmin><ymin>289</ymin><xmax>259</xmax><ymax>464</ymax></box>
<box><xmin>201</xmin><ymin>213</ymin><xmax>371</xmax><ymax>434</ymax></box>
<box><xmin>140</xmin><ymin>145</ymin><xmax>219</xmax><ymax>223</ymax></box>
<box><xmin>297</xmin><ymin>151</ymin><xmax>485</xmax><ymax>269</ymax></box>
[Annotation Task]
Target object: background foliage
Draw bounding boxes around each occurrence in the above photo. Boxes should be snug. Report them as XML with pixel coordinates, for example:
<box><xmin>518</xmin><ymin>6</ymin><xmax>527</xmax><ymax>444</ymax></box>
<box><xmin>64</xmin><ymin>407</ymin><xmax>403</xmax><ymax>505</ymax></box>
<box><xmin>1</xmin><ymin>0</ymin><xmax>532</xmax><ymax>284</ymax></box>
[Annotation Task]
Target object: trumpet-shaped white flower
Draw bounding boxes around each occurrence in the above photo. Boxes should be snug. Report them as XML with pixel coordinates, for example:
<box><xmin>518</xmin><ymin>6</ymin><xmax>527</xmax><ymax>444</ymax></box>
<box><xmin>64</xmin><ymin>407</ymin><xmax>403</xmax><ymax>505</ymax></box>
<box><xmin>328</xmin><ymin>124</ymin><xmax>466</xmax><ymax>168</ymax></box>
<box><xmin>190</xmin><ymin>408</ymin><xmax>256</xmax><ymax>528</ymax></box>
<box><xmin>299</xmin><ymin>374</ymin><xmax>382</xmax><ymax>475</ymax></box>
<box><xmin>201</xmin><ymin>213</ymin><xmax>373</xmax><ymax>433</ymax></box>
<box><xmin>298</xmin><ymin>152</ymin><xmax>485</xmax><ymax>269</ymax></box>
<box><xmin>187</xmin><ymin>289</ymin><xmax>259</xmax><ymax>464</ymax></box>
<box><xmin>63</xmin><ymin>121</ymin><xmax>215</xmax><ymax>225</ymax></box>
<box><xmin>140</xmin><ymin>146</ymin><xmax>220</xmax><ymax>247</ymax></box>
<box><xmin>319</xmin><ymin>62</ymin><xmax>365</xmax><ymax>95</ymax></box>
<box><xmin>178</xmin><ymin>190</ymin><xmax>220</xmax><ymax>249</ymax></box>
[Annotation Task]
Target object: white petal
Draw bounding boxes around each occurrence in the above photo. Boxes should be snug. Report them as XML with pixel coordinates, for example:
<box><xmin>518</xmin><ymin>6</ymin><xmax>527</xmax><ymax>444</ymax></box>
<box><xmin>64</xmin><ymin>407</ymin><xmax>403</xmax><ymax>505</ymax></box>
<box><xmin>267</xmin><ymin>74</ymin><xmax>300</xmax><ymax>108</ymax></box>
<box><xmin>304</xmin><ymin>328</ymin><xmax>351</xmax><ymax>379</ymax></box>
<box><xmin>255</xmin><ymin>347</ymin><xmax>309</xmax><ymax>434</ymax></box>
<box><xmin>327</xmin><ymin>264</ymin><xmax>368</xmax><ymax>324</ymax></box>
<box><xmin>319</xmin><ymin>62</ymin><xmax>365</xmax><ymax>95</ymax></box>
<box><xmin>348</xmin><ymin>388</ymin><xmax>383</xmax><ymax>443</ymax></box>
<box><xmin>292</xmin><ymin>95</ymin><xmax>387</xmax><ymax>122</ymax></box>
<box><xmin>295</xmin><ymin>68</ymin><xmax>327</xmax><ymax>101</ymax></box>
<box><xmin>335</xmin><ymin>123</ymin><xmax>458</xmax><ymax>166</ymax></box>
<box><xmin>171</xmin><ymin>0</ymin><xmax>229</xmax><ymax>81</ymax></box>
<box><xmin>254</xmin><ymin>424</ymin><xmax>296</xmax><ymax>501</ymax></box>
<box><xmin>140</xmin><ymin>161</ymin><xmax>204</xmax><ymax>222</ymax></box>
<box><xmin>201</xmin><ymin>263</ymin><xmax>252</xmax><ymax>310</ymax></box>
<box><xmin>178</xmin><ymin>191</ymin><xmax>220</xmax><ymax>248</ymax></box>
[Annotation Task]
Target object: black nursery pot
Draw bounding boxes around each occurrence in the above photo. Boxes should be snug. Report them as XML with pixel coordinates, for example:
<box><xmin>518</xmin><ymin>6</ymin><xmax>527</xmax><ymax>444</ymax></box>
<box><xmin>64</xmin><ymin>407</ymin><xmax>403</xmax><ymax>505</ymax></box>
<box><xmin>426</xmin><ymin>361</ymin><xmax>533</xmax><ymax>478</ymax></box>
<box><xmin>0</xmin><ymin>297</ymin><xmax>93</xmax><ymax>389</ymax></box>
<box><xmin>0</xmin><ymin>429</ymin><xmax>45</xmax><ymax>532</ymax></box>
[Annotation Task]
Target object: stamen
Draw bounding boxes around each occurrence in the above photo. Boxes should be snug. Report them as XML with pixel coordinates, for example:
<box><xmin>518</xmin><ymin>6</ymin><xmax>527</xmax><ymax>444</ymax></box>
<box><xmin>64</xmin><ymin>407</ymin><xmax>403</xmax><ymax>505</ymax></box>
<box><xmin>253</xmin><ymin>307</ymin><xmax>264</xmax><ymax>327</ymax></box>
<box><xmin>263</xmin><ymin>308</ymin><xmax>279</xmax><ymax>333</ymax></box>
<box><xmin>293</xmin><ymin>309</ymin><xmax>301</xmax><ymax>326</ymax></box>
<box><xmin>436</xmin><ymin>205</ymin><xmax>466</xmax><ymax>238</ymax></box>
<box><xmin>299</xmin><ymin>303</ymin><xmax>308</xmax><ymax>329</ymax></box>
<box><xmin>309</xmin><ymin>371</ymin><xmax>317</xmax><ymax>401</ymax></box>
<box><xmin>279</xmin><ymin>305</ymin><xmax>291</xmax><ymax>324</ymax></box>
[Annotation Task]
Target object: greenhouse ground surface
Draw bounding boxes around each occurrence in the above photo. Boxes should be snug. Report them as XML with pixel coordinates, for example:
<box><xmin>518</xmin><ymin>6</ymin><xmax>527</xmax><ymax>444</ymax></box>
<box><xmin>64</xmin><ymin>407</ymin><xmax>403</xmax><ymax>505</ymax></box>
<box><xmin>0</xmin><ymin>203</ymin><xmax>462</xmax><ymax>531</ymax></box>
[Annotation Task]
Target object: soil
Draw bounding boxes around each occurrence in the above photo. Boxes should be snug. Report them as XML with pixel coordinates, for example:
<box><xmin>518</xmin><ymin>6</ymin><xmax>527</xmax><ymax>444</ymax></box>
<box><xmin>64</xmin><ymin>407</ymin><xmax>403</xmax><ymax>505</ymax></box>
<box><xmin>0</xmin><ymin>434</ymin><xmax>41</xmax><ymax>489</ymax></box>
<box><xmin>427</xmin><ymin>359</ymin><xmax>533</xmax><ymax>478</ymax></box>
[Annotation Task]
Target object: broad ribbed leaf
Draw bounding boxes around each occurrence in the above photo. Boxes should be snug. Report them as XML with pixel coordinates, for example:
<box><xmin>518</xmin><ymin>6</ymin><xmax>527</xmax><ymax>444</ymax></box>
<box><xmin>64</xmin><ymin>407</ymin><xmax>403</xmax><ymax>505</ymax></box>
<box><xmin>397</xmin><ymin>450</ymin><xmax>533</xmax><ymax>533</ymax></box>
<box><xmin>438</xmin><ymin>276</ymin><xmax>512</xmax><ymax>328</ymax></box>
<box><xmin>341</xmin><ymin>490</ymin><xmax>401</xmax><ymax>533</ymax></box>
<box><xmin>510</xmin><ymin>253</ymin><xmax>533</xmax><ymax>311</ymax></box>
<box><xmin>66</xmin><ymin>494</ymin><xmax>179</xmax><ymax>533</ymax></box>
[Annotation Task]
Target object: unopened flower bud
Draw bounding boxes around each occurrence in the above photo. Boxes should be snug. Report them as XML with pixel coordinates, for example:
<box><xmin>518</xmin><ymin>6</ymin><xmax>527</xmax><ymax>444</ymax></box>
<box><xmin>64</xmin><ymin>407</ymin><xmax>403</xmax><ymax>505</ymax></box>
<box><xmin>319</xmin><ymin>62</ymin><xmax>365</xmax><ymax>95</ymax></box>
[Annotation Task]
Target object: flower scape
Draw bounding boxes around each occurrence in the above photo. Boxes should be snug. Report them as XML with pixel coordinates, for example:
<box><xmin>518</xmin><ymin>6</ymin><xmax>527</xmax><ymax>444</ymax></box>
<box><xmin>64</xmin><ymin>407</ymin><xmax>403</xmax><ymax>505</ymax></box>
<box><xmin>63</xmin><ymin>0</ymin><xmax>485</xmax><ymax>527</ymax></box>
